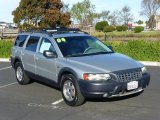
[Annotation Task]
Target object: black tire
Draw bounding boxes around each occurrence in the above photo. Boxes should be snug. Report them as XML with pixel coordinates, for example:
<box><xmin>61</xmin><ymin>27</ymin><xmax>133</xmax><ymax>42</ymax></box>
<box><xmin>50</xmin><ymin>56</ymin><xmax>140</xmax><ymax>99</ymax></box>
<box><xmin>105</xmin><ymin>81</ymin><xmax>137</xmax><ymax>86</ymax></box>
<box><xmin>61</xmin><ymin>74</ymin><xmax>85</xmax><ymax>106</ymax></box>
<box><xmin>15</xmin><ymin>62</ymin><xmax>31</xmax><ymax>85</ymax></box>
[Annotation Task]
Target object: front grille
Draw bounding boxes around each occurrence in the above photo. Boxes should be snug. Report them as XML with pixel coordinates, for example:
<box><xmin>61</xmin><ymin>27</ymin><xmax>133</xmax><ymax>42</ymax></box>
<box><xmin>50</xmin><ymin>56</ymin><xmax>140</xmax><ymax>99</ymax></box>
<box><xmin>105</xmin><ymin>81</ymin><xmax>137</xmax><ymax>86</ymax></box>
<box><xmin>116</xmin><ymin>70</ymin><xmax>142</xmax><ymax>82</ymax></box>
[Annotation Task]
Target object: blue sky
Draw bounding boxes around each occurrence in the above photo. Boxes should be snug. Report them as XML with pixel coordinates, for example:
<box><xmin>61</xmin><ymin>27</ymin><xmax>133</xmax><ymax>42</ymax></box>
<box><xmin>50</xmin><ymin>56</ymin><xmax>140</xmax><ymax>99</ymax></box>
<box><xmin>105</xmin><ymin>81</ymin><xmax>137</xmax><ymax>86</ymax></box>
<box><xmin>0</xmin><ymin>0</ymin><xmax>144</xmax><ymax>23</ymax></box>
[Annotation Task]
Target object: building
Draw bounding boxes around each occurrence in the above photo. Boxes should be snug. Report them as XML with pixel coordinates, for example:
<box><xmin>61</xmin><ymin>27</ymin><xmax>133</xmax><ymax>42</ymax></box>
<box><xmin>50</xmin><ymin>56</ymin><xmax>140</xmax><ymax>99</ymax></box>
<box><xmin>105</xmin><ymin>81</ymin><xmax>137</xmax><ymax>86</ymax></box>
<box><xmin>155</xmin><ymin>16</ymin><xmax>160</xmax><ymax>30</ymax></box>
<box><xmin>128</xmin><ymin>22</ymin><xmax>146</xmax><ymax>29</ymax></box>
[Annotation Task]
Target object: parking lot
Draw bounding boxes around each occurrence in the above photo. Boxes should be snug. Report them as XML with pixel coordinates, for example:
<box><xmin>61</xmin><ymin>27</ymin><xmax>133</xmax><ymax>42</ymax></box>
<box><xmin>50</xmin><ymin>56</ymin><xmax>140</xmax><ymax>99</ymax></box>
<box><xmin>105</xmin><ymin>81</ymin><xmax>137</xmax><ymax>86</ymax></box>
<box><xmin>0</xmin><ymin>62</ymin><xmax>160</xmax><ymax>120</ymax></box>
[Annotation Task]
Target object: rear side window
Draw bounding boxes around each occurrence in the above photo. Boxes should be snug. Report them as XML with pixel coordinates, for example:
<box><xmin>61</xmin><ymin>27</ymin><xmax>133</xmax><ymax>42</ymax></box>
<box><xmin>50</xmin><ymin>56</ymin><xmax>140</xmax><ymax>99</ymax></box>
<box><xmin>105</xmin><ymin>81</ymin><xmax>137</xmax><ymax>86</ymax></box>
<box><xmin>14</xmin><ymin>35</ymin><xmax>28</xmax><ymax>47</ymax></box>
<box><xmin>26</xmin><ymin>36</ymin><xmax>40</xmax><ymax>52</ymax></box>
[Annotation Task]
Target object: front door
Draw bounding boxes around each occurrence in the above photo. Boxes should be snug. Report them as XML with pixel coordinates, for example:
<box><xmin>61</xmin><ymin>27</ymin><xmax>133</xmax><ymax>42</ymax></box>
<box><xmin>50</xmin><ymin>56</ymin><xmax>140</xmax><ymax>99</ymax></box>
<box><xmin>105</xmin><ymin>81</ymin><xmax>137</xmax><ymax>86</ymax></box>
<box><xmin>35</xmin><ymin>37</ymin><xmax>57</xmax><ymax>82</ymax></box>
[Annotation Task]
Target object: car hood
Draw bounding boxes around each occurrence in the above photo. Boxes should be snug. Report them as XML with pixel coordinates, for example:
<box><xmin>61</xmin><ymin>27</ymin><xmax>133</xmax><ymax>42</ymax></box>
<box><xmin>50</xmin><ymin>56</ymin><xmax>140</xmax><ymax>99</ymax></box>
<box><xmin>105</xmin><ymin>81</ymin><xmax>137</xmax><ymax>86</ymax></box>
<box><xmin>66</xmin><ymin>53</ymin><xmax>143</xmax><ymax>73</ymax></box>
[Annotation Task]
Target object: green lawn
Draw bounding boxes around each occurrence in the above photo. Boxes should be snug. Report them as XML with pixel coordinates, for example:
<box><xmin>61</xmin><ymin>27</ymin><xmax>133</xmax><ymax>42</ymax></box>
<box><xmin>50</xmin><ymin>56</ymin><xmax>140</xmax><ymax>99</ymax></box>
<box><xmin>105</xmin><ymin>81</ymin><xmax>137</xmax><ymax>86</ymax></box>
<box><xmin>92</xmin><ymin>31</ymin><xmax>160</xmax><ymax>38</ymax></box>
<box><xmin>0</xmin><ymin>40</ymin><xmax>13</xmax><ymax>58</ymax></box>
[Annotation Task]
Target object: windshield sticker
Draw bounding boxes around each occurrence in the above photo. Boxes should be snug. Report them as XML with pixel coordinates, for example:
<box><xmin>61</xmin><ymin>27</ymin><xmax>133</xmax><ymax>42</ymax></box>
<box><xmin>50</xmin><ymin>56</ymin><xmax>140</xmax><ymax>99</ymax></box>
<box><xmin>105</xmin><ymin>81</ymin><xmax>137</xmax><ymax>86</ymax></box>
<box><xmin>56</xmin><ymin>38</ymin><xmax>66</xmax><ymax>43</ymax></box>
<box><xmin>61</xmin><ymin>38</ymin><xmax>66</xmax><ymax>42</ymax></box>
<box><xmin>56</xmin><ymin>39</ymin><xmax>62</xmax><ymax>43</ymax></box>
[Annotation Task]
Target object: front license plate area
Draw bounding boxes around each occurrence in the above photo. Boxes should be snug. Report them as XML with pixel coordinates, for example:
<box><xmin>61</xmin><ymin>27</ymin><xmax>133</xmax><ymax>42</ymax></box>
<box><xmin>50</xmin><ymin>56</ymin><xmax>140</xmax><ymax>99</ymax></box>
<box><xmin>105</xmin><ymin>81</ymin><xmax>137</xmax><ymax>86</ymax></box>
<box><xmin>127</xmin><ymin>81</ymin><xmax>138</xmax><ymax>90</ymax></box>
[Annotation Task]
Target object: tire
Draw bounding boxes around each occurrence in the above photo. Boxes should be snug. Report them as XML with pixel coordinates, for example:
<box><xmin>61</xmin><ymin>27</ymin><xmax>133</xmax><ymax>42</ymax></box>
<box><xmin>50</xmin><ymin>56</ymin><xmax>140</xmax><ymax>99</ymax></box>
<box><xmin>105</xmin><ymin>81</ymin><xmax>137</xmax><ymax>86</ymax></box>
<box><xmin>15</xmin><ymin>62</ymin><xmax>31</xmax><ymax>85</ymax></box>
<box><xmin>61</xmin><ymin>74</ymin><xmax>85</xmax><ymax>106</ymax></box>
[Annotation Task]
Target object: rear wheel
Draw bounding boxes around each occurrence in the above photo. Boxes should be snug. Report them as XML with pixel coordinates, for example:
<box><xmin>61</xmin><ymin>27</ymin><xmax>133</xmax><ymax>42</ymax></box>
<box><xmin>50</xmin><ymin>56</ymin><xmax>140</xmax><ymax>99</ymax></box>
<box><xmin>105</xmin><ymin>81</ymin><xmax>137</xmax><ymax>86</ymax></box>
<box><xmin>15</xmin><ymin>62</ymin><xmax>31</xmax><ymax>85</ymax></box>
<box><xmin>61</xmin><ymin>74</ymin><xmax>85</xmax><ymax>106</ymax></box>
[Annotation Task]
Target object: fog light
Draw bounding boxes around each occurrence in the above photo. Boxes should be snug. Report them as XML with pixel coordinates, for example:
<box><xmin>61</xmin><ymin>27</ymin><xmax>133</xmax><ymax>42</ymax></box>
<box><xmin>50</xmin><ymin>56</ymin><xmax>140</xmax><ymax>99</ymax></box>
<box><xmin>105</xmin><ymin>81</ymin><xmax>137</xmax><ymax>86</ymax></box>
<box><xmin>103</xmin><ymin>93</ymin><xmax>108</xmax><ymax>98</ymax></box>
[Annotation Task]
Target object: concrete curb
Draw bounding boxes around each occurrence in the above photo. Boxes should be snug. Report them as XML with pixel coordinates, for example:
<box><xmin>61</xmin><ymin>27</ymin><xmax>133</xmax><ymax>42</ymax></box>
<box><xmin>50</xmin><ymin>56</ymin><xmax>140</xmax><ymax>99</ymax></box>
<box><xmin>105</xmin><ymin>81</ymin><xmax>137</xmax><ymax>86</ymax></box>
<box><xmin>0</xmin><ymin>58</ymin><xmax>160</xmax><ymax>67</ymax></box>
<box><xmin>0</xmin><ymin>58</ymin><xmax>10</xmax><ymax>62</ymax></box>
<box><xmin>140</xmin><ymin>61</ymin><xmax>160</xmax><ymax>67</ymax></box>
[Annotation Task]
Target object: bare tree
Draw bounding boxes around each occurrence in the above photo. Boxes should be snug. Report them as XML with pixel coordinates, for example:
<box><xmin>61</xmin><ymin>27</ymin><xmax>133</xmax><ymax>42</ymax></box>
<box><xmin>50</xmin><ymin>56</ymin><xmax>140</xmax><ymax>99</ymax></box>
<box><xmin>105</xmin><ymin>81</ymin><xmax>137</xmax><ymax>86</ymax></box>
<box><xmin>141</xmin><ymin>0</ymin><xmax>160</xmax><ymax>29</ymax></box>
<box><xmin>70</xmin><ymin>0</ymin><xmax>95</xmax><ymax>27</ymax></box>
<box><xmin>108</xmin><ymin>10</ymin><xmax>120</xmax><ymax>26</ymax></box>
<box><xmin>101</xmin><ymin>10</ymin><xmax>110</xmax><ymax>21</ymax></box>
<box><xmin>119</xmin><ymin>5</ymin><xmax>133</xmax><ymax>25</ymax></box>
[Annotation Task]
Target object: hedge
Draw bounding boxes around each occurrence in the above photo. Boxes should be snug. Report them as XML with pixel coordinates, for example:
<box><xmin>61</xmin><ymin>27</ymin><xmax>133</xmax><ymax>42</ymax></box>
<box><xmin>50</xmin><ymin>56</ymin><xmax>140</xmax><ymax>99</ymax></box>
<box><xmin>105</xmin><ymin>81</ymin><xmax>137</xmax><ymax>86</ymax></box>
<box><xmin>116</xmin><ymin>26</ymin><xmax>128</xmax><ymax>31</ymax></box>
<box><xmin>134</xmin><ymin>26</ymin><xmax>144</xmax><ymax>33</ymax></box>
<box><xmin>0</xmin><ymin>41</ymin><xmax>13</xmax><ymax>58</ymax></box>
<box><xmin>105</xmin><ymin>40</ymin><xmax>160</xmax><ymax>62</ymax></box>
<box><xmin>103</xmin><ymin>26</ymin><xmax>115</xmax><ymax>33</ymax></box>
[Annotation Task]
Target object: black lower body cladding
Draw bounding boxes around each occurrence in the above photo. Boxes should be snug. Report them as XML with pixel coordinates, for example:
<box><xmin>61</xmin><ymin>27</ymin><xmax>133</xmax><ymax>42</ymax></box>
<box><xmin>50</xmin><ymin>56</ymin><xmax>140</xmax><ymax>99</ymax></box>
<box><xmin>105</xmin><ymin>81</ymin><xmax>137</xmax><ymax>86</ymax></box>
<box><xmin>78</xmin><ymin>73</ymin><xmax>150</xmax><ymax>98</ymax></box>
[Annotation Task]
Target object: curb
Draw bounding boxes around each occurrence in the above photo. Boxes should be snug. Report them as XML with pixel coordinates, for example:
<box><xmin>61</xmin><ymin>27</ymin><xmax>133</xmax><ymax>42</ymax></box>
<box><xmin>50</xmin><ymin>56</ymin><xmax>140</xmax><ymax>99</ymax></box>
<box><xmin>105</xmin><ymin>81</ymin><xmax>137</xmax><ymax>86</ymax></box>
<box><xmin>140</xmin><ymin>61</ymin><xmax>160</xmax><ymax>67</ymax></box>
<box><xmin>0</xmin><ymin>58</ymin><xmax>160</xmax><ymax>67</ymax></box>
<box><xmin>0</xmin><ymin>58</ymin><xmax>10</xmax><ymax>62</ymax></box>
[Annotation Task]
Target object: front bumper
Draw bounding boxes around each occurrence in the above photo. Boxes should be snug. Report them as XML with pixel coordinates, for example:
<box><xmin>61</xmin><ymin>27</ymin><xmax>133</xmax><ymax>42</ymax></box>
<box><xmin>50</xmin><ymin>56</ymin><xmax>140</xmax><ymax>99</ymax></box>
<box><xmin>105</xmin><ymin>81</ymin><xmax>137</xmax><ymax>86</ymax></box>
<box><xmin>78</xmin><ymin>73</ymin><xmax>150</xmax><ymax>98</ymax></box>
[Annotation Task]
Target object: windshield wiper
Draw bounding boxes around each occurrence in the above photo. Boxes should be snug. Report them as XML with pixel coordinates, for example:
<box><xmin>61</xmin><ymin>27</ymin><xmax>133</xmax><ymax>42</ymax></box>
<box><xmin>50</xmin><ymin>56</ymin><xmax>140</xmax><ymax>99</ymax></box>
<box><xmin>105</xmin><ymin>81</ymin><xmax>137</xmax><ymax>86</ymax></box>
<box><xmin>65</xmin><ymin>51</ymin><xmax>114</xmax><ymax>58</ymax></box>
<box><xmin>92</xmin><ymin>51</ymin><xmax>114</xmax><ymax>55</ymax></box>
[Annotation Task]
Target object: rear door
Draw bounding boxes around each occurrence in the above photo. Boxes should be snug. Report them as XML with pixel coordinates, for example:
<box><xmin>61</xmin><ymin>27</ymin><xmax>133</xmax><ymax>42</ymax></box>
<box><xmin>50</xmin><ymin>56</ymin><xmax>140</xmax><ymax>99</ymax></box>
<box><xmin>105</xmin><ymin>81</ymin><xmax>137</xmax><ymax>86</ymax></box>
<box><xmin>22</xmin><ymin>36</ymin><xmax>40</xmax><ymax>75</ymax></box>
<box><xmin>35</xmin><ymin>37</ymin><xmax>57</xmax><ymax>82</ymax></box>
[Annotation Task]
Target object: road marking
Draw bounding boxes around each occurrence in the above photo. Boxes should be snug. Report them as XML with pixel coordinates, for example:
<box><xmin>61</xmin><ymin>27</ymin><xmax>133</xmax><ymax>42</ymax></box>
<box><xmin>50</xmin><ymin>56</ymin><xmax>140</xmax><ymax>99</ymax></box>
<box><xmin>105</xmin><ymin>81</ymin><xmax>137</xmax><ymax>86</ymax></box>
<box><xmin>28</xmin><ymin>103</ymin><xmax>64</xmax><ymax>110</ymax></box>
<box><xmin>0</xmin><ymin>66</ymin><xmax>12</xmax><ymax>71</ymax></box>
<box><xmin>0</xmin><ymin>82</ymin><xmax>17</xmax><ymax>89</ymax></box>
<box><xmin>52</xmin><ymin>99</ymin><xmax>64</xmax><ymax>105</ymax></box>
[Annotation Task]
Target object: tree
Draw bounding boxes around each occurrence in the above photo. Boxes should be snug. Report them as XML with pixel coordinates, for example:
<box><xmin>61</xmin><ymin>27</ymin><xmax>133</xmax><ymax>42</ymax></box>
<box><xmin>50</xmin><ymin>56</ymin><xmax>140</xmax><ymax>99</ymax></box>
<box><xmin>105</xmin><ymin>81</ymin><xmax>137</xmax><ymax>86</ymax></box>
<box><xmin>108</xmin><ymin>10</ymin><xmax>120</xmax><ymax>26</ymax></box>
<box><xmin>101</xmin><ymin>10</ymin><xmax>110</xmax><ymax>21</ymax></box>
<box><xmin>95</xmin><ymin>21</ymin><xmax>109</xmax><ymax>31</ymax></box>
<box><xmin>70</xmin><ymin>0</ymin><xmax>95</xmax><ymax>27</ymax></box>
<box><xmin>136</xmin><ymin>20</ymin><xmax>144</xmax><ymax>25</ymax></box>
<box><xmin>119</xmin><ymin>5</ymin><xmax>133</xmax><ymax>25</ymax></box>
<box><xmin>146</xmin><ymin>15</ymin><xmax>156</xmax><ymax>29</ymax></box>
<box><xmin>141</xmin><ymin>0</ymin><xmax>160</xmax><ymax>29</ymax></box>
<box><xmin>12</xmin><ymin>0</ymin><xmax>71</xmax><ymax>29</ymax></box>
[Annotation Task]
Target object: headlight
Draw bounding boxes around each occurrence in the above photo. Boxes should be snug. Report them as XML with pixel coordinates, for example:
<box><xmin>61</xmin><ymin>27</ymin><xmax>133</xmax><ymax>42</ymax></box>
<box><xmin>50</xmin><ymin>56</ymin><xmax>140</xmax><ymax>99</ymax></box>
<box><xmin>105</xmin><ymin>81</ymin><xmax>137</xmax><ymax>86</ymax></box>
<box><xmin>83</xmin><ymin>73</ymin><xmax>111</xmax><ymax>81</ymax></box>
<box><xmin>141</xmin><ymin>67</ymin><xmax>147</xmax><ymax>74</ymax></box>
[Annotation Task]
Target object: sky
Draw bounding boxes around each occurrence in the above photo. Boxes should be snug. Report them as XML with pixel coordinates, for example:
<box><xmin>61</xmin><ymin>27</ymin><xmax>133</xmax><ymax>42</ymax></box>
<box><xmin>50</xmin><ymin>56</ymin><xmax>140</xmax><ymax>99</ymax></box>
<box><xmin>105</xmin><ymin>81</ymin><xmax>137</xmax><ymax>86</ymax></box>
<box><xmin>0</xmin><ymin>0</ymin><xmax>144</xmax><ymax>23</ymax></box>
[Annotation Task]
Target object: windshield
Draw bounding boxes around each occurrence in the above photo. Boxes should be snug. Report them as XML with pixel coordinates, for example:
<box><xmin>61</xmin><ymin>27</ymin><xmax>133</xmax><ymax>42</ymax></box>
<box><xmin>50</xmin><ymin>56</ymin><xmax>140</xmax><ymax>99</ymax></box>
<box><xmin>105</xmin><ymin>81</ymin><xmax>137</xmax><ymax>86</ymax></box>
<box><xmin>55</xmin><ymin>36</ymin><xmax>113</xmax><ymax>57</ymax></box>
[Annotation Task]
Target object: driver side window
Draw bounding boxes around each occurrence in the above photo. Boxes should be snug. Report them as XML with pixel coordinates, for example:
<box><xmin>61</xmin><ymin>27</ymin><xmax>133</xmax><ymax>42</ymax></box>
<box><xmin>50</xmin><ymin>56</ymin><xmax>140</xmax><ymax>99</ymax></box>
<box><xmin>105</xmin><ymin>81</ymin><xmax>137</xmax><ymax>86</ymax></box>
<box><xmin>39</xmin><ymin>38</ymin><xmax>55</xmax><ymax>54</ymax></box>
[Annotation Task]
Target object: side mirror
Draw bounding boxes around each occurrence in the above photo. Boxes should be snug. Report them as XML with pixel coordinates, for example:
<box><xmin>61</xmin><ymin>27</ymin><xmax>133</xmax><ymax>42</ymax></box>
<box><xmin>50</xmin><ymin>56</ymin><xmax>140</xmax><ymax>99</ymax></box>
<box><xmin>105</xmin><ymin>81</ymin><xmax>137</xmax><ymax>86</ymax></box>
<box><xmin>108</xmin><ymin>46</ymin><xmax>114</xmax><ymax>51</ymax></box>
<box><xmin>43</xmin><ymin>50</ymin><xmax>57</xmax><ymax>58</ymax></box>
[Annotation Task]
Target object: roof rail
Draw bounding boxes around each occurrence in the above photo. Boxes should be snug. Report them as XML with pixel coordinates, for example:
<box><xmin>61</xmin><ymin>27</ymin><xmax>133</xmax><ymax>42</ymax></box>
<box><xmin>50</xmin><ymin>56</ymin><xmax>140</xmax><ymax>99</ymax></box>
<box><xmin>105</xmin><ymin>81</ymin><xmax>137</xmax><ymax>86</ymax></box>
<box><xmin>20</xmin><ymin>27</ymin><xmax>89</xmax><ymax>35</ymax></box>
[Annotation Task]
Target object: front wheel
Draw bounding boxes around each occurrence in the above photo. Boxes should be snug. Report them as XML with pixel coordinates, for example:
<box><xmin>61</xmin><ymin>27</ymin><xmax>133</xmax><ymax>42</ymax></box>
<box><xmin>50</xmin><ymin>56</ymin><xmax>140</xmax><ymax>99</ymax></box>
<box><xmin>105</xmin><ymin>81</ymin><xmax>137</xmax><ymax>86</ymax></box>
<box><xmin>61</xmin><ymin>74</ymin><xmax>85</xmax><ymax>106</ymax></box>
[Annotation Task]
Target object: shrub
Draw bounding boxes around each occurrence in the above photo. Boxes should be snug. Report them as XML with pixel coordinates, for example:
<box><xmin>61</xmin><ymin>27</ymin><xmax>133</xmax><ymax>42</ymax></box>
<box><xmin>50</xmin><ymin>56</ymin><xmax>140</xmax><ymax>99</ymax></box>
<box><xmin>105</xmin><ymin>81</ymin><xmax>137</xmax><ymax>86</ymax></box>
<box><xmin>95</xmin><ymin>21</ymin><xmax>109</xmax><ymax>31</ymax></box>
<box><xmin>103</xmin><ymin>26</ymin><xmax>115</xmax><ymax>33</ymax></box>
<box><xmin>105</xmin><ymin>40</ymin><xmax>160</xmax><ymax>62</ymax></box>
<box><xmin>116</xmin><ymin>26</ymin><xmax>128</xmax><ymax>31</ymax></box>
<box><xmin>134</xmin><ymin>26</ymin><xmax>144</xmax><ymax>33</ymax></box>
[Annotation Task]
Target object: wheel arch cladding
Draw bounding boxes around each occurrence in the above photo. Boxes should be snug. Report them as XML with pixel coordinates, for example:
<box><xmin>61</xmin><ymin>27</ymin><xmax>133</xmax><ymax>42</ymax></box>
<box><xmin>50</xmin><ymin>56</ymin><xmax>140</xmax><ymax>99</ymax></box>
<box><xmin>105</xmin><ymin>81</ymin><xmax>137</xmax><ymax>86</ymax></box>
<box><xmin>58</xmin><ymin>67</ymin><xmax>78</xmax><ymax>87</ymax></box>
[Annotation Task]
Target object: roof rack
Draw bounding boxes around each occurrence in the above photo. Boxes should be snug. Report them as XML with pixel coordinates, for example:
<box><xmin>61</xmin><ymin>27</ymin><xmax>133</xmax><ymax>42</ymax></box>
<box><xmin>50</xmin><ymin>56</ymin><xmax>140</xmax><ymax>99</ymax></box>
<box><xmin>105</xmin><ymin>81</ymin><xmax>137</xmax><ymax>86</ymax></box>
<box><xmin>20</xmin><ymin>27</ymin><xmax>89</xmax><ymax>35</ymax></box>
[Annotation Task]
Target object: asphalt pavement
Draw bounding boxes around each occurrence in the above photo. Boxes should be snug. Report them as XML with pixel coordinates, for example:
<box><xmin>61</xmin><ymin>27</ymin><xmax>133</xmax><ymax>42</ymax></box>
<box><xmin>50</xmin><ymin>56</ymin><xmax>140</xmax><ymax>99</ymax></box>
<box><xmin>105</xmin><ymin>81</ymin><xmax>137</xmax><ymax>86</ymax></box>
<box><xmin>0</xmin><ymin>62</ymin><xmax>160</xmax><ymax>120</ymax></box>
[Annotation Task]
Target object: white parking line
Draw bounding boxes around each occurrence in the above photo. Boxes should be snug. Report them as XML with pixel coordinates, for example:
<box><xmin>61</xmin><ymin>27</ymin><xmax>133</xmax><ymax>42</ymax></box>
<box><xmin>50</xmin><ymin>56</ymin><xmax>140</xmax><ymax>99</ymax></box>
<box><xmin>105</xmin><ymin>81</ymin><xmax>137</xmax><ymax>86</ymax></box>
<box><xmin>52</xmin><ymin>99</ymin><xmax>64</xmax><ymax>105</ymax></box>
<box><xmin>0</xmin><ymin>82</ymin><xmax>18</xmax><ymax>89</ymax></box>
<box><xmin>0</xmin><ymin>66</ymin><xmax>12</xmax><ymax>71</ymax></box>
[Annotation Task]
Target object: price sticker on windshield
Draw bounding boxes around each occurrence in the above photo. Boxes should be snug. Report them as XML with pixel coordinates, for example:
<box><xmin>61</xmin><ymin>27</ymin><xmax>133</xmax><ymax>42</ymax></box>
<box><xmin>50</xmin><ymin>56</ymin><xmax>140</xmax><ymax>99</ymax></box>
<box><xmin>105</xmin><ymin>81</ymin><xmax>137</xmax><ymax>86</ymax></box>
<box><xmin>56</xmin><ymin>38</ymin><xmax>66</xmax><ymax>43</ymax></box>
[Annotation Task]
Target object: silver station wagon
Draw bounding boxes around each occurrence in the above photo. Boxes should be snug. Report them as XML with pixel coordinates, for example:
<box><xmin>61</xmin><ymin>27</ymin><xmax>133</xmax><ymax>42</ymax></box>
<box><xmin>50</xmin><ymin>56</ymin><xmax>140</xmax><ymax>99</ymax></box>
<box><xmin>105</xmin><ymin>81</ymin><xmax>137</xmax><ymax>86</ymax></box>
<box><xmin>11</xmin><ymin>28</ymin><xmax>150</xmax><ymax>106</ymax></box>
